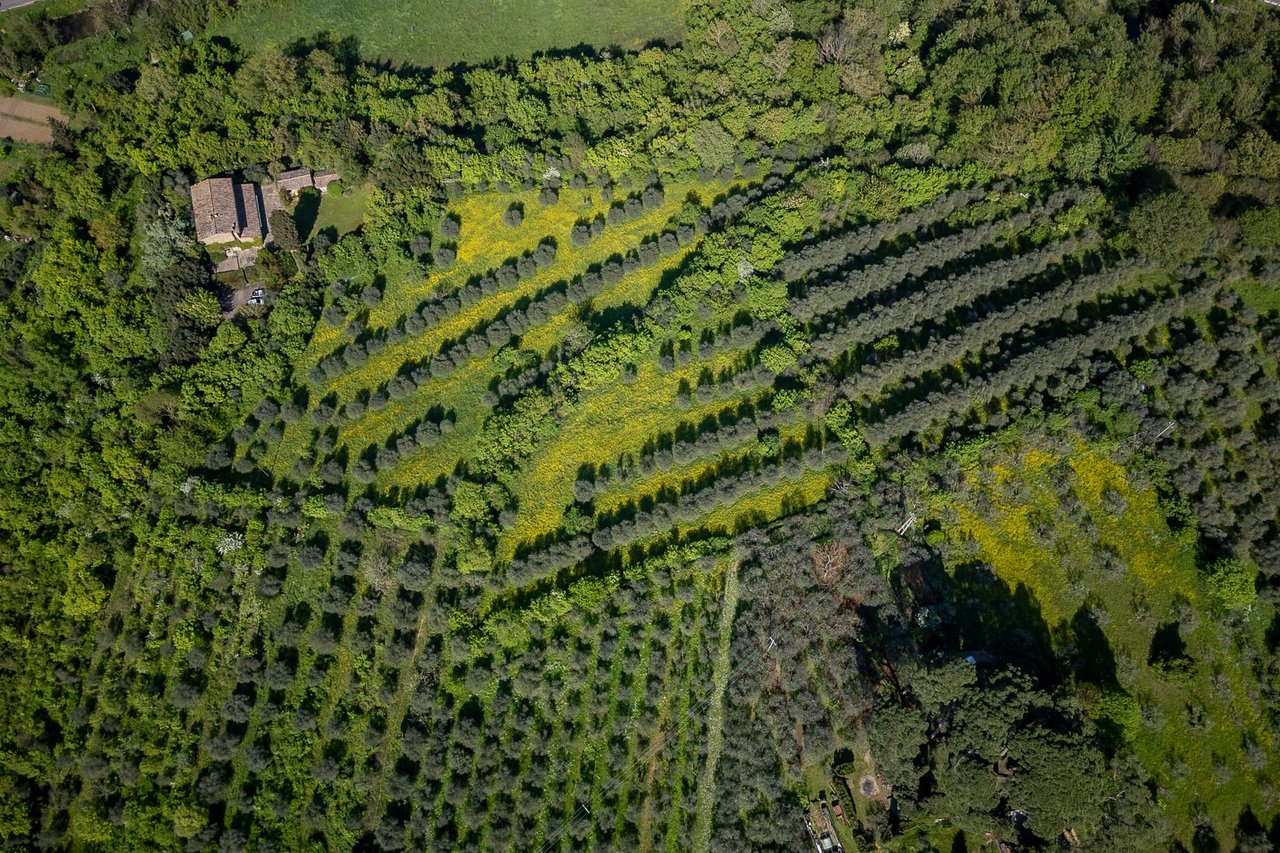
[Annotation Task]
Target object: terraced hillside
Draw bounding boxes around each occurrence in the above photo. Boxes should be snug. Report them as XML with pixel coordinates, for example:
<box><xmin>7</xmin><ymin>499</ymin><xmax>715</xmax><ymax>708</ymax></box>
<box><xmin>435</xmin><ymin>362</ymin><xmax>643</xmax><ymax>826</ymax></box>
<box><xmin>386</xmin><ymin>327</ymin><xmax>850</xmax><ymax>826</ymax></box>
<box><xmin>55</xmin><ymin>142</ymin><xmax>1278</xmax><ymax>851</ymax></box>
<box><xmin>8</xmin><ymin>0</ymin><xmax>1280</xmax><ymax>850</ymax></box>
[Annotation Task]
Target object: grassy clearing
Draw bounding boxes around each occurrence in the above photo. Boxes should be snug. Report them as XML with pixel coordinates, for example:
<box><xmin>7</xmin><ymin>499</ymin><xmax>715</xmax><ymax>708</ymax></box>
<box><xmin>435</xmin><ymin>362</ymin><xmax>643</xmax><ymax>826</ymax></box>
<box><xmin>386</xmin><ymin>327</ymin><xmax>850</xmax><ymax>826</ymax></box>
<box><xmin>1232</xmin><ymin>277</ymin><xmax>1280</xmax><ymax>316</ymax></box>
<box><xmin>310</xmin><ymin>185</ymin><xmax>372</xmax><ymax>239</ymax></box>
<box><xmin>216</xmin><ymin>0</ymin><xmax>683</xmax><ymax>68</ymax></box>
<box><xmin>692</xmin><ymin>559</ymin><xmax>738</xmax><ymax>853</ymax></box>
<box><xmin>503</xmin><ymin>354</ymin><xmax>752</xmax><ymax>555</ymax></box>
<box><xmin>265</xmin><ymin>180</ymin><xmax>726</xmax><ymax>479</ymax></box>
<box><xmin>942</xmin><ymin>440</ymin><xmax>1277</xmax><ymax>847</ymax></box>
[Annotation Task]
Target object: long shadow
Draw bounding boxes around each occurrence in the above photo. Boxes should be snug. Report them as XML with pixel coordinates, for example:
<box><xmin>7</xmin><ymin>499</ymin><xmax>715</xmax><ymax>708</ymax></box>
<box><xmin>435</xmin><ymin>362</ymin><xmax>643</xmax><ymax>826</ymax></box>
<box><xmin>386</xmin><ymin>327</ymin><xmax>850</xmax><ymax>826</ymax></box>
<box><xmin>906</xmin><ymin>557</ymin><xmax>1063</xmax><ymax>689</ymax></box>
<box><xmin>295</xmin><ymin>190</ymin><xmax>322</xmax><ymax>241</ymax></box>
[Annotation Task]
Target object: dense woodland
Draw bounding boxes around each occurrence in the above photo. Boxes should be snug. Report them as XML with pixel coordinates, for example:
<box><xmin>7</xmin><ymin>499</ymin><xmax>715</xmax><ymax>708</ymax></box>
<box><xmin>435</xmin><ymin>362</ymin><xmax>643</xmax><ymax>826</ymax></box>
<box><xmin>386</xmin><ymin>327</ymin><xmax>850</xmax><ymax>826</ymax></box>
<box><xmin>1</xmin><ymin>0</ymin><xmax>1279</xmax><ymax>850</ymax></box>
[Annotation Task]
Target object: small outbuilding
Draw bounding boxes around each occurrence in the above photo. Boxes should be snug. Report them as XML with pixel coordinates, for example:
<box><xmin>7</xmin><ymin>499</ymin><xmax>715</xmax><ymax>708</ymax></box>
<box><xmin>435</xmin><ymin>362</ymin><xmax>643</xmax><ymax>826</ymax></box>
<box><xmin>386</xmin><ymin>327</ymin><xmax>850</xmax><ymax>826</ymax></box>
<box><xmin>276</xmin><ymin>167</ymin><xmax>315</xmax><ymax>195</ymax></box>
<box><xmin>276</xmin><ymin>167</ymin><xmax>342</xmax><ymax>196</ymax></box>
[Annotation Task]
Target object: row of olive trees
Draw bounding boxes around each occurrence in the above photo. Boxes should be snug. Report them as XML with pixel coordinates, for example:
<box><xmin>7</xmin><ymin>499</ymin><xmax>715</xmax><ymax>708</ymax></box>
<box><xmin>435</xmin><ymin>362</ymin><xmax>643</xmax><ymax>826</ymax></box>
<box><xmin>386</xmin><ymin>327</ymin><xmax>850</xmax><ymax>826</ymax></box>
<box><xmin>508</xmin><ymin>441</ymin><xmax>849</xmax><ymax>582</ymax></box>
<box><xmin>863</xmin><ymin>278</ymin><xmax>1215</xmax><ymax>445</ymax></box>
<box><xmin>776</xmin><ymin>182</ymin><xmax>995</xmax><ymax>281</ymax></box>
<box><xmin>843</xmin><ymin>258</ymin><xmax>1149</xmax><ymax>399</ymax></box>
<box><xmin>308</xmin><ymin>241</ymin><xmax>559</xmax><ymax>383</ymax></box>
<box><xmin>810</xmin><ymin>232</ymin><xmax>1096</xmax><ymax>360</ymax></box>
<box><xmin>793</xmin><ymin>209</ymin><xmax>1038</xmax><ymax>322</ymax></box>
<box><xmin>574</xmin><ymin>402</ymin><xmax>802</xmax><ymax>500</ymax></box>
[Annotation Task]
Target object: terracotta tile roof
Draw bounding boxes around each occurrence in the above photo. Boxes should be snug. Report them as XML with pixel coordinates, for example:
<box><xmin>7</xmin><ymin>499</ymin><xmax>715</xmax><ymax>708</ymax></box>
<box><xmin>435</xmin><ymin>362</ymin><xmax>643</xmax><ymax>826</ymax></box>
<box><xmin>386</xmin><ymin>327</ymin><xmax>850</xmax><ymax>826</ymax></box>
<box><xmin>236</xmin><ymin>183</ymin><xmax>264</xmax><ymax>240</ymax></box>
<box><xmin>277</xmin><ymin>167</ymin><xmax>313</xmax><ymax>193</ymax></box>
<box><xmin>313</xmin><ymin>169</ymin><xmax>340</xmax><ymax>189</ymax></box>
<box><xmin>191</xmin><ymin>177</ymin><xmax>239</xmax><ymax>243</ymax></box>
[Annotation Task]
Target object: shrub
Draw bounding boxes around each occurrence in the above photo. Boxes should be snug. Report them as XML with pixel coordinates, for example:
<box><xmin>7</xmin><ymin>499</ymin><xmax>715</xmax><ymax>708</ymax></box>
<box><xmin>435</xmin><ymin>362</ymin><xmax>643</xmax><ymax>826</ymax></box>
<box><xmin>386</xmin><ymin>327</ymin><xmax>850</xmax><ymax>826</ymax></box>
<box><xmin>361</xmin><ymin>286</ymin><xmax>383</xmax><ymax>307</ymax></box>
<box><xmin>533</xmin><ymin>241</ymin><xmax>557</xmax><ymax>267</ymax></box>
<box><xmin>497</xmin><ymin>264</ymin><xmax>519</xmax><ymax>290</ymax></box>
<box><xmin>256</xmin><ymin>572</ymin><xmax>284</xmax><ymax>599</ymax></box>
<box><xmin>434</xmin><ymin>246</ymin><xmax>456</xmax><ymax>268</ymax></box>
<box><xmin>538</xmin><ymin>187</ymin><xmax>558</xmax><ymax>206</ymax></box>
<box><xmin>503</xmin><ymin>204</ymin><xmax>523</xmax><ymax>227</ymax></box>
<box><xmin>298</xmin><ymin>545</ymin><xmax>326</xmax><ymax>571</ymax></box>
<box><xmin>253</xmin><ymin>399</ymin><xmax>279</xmax><ymax>422</ymax></box>
<box><xmin>439</xmin><ymin>215</ymin><xmax>461</xmax><ymax>240</ymax></box>
<box><xmin>1128</xmin><ymin>190</ymin><xmax>1209</xmax><ymax>263</ymax></box>
<box><xmin>206</xmin><ymin>444</ymin><xmax>232</xmax><ymax>469</ymax></box>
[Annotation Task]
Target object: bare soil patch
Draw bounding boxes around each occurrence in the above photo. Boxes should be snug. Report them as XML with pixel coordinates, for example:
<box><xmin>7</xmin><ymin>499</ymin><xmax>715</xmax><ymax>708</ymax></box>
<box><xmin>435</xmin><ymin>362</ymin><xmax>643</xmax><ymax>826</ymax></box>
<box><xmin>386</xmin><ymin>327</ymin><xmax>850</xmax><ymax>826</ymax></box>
<box><xmin>0</xmin><ymin>115</ymin><xmax>52</xmax><ymax>144</ymax></box>
<box><xmin>0</xmin><ymin>96</ymin><xmax>65</xmax><ymax>144</ymax></box>
<box><xmin>0</xmin><ymin>96</ymin><xmax>64</xmax><ymax>124</ymax></box>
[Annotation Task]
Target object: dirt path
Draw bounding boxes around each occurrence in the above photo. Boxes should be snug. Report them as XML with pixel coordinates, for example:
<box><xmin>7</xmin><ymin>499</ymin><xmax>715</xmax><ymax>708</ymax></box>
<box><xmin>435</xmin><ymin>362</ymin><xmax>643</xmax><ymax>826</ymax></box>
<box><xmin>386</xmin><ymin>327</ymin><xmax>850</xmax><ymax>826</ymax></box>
<box><xmin>691</xmin><ymin>559</ymin><xmax>740</xmax><ymax>852</ymax></box>
<box><xmin>637</xmin><ymin>728</ymin><xmax>666</xmax><ymax>849</ymax></box>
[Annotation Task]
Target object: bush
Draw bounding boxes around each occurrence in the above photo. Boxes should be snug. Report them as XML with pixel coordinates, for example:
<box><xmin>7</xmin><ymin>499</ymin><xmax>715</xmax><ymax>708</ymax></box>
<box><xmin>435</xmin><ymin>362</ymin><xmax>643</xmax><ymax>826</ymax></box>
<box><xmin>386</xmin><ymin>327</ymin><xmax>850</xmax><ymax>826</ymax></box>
<box><xmin>1128</xmin><ymin>190</ymin><xmax>1210</xmax><ymax>263</ymax></box>
<box><xmin>538</xmin><ymin>187</ymin><xmax>558</xmax><ymax>206</ymax></box>
<box><xmin>361</xmin><ymin>286</ymin><xmax>383</xmax><ymax>307</ymax></box>
<box><xmin>351</xmin><ymin>459</ymin><xmax>376</xmax><ymax>484</ymax></box>
<box><xmin>1240</xmin><ymin>207</ymin><xmax>1280</xmax><ymax>252</ymax></box>
<box><xmin>269</xmin><ymin>210</ymin><xmax>301</xmax><ymax>251</ymax></box>
<box><xmin>253</xmin><ymin>399</ymin><xmax>279</xmax><ymax>422</ymax></box>
<box><xmin>206</xmin><ymin>444</ymin><xmax>232</xmax><ymax>469</ymax></box>
<box><xmin>439</xmin><ymin>215</ymin><xmax>461</xmax><ymax>240</ymax></box>
<box><xmin>503</xmin><ymin>204</ymin><xmax>524</xmax><ymax>227</ymax></box>
<box><xmin>298</xmin><ymin>545</ymin><xmax>326</xmax><ymax>570</ymax></box>
<box><xmin>434</xmin><ymin>246</ymin><xmax>456</xmax><ymax>268</ymax></box>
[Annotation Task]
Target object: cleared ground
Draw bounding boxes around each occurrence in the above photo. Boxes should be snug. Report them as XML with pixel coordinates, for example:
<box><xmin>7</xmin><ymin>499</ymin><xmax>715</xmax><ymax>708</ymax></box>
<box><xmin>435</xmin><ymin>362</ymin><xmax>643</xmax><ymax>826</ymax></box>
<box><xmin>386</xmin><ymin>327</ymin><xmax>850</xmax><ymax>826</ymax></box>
<box><xmin>0</xmin><ymin>95</ymin><xmax>64</xmax><ymax>143</ymax></box>
<box><xmin>217</xmin><ymin>0</ymin><xmax>683</xmax><ymax>67</ymax></box>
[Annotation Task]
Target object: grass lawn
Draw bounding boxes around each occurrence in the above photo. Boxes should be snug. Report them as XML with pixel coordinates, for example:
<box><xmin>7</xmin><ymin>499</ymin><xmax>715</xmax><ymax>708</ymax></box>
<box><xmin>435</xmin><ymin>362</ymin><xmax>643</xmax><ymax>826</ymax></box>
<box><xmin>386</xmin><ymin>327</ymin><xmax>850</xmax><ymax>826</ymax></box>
<box><xmin>216</xmin><ymin>0</ymin><xmax>684</xmax><ymax>67</ymax></box>
<box><xmin>307</xmin><ymin>185</ymin><xmax>372</xmax><ymax>240</ymax></box>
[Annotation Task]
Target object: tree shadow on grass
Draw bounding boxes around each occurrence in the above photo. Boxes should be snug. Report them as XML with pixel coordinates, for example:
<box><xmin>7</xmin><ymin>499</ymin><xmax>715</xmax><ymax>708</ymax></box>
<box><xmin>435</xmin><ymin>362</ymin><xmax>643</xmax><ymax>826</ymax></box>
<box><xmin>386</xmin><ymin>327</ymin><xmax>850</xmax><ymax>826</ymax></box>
<box><xmin>910</xmin><ymin>557</ymin><xmax>1062</xmax><ymax>688</ymax></box>
<box><xmin>295</xmin><ymin>189</ymin><xmax>322</xmax><ymax>241</ymax></box>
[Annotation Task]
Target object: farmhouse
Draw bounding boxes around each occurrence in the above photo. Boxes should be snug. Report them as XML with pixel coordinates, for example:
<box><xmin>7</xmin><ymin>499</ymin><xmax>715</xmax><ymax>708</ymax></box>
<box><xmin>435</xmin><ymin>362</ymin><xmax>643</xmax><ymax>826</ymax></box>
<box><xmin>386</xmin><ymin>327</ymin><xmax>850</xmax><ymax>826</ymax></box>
<box><xmin>190</xmin><ymin>177</ymin><xmax>266</xmax><ymax>245</ymax></box>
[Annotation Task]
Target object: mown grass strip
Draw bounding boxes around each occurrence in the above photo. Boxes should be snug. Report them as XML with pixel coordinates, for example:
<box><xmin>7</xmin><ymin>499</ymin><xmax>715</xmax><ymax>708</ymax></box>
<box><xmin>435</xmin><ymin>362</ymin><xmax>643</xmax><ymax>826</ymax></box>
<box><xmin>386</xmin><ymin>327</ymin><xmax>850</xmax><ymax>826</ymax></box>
<box><xmin>691</xmin><ymin>559</ymin><xmax>738</xmax><ymax>853</ymax></box>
